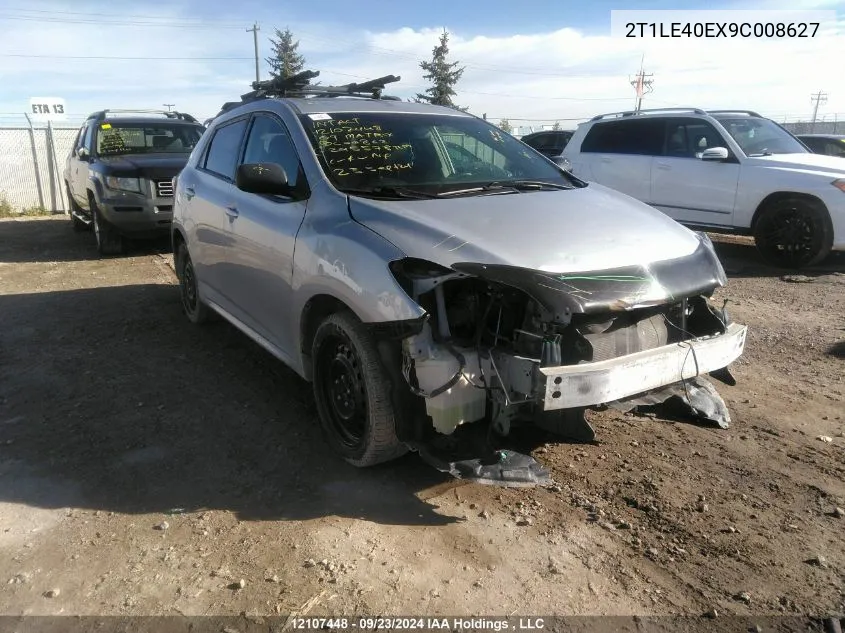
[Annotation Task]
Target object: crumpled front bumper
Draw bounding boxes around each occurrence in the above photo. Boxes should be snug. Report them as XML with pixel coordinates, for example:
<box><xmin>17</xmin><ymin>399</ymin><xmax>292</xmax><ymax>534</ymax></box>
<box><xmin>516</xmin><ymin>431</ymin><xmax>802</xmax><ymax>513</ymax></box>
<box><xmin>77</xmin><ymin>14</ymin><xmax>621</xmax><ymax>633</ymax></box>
<box><xmin>539</xmin><ymin>322</ymin><xmax>747</xmax><ymax>410</ymax></box>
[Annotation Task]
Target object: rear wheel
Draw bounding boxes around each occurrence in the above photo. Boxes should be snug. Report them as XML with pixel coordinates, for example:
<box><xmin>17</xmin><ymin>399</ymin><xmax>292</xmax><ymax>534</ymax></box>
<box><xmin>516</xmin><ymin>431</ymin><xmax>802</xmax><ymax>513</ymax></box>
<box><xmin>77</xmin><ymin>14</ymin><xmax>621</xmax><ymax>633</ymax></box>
<box><xmin>753</xmin><ymin>198</ymin><xmax>832</xmax><ymax>268</ymax></box>
<box><xmin>89</xmin><ymin>194</ymin><xmax>123</xmax><ymax>255</ymax></box>
<box><xmin>176</xmin><ymin>242</ymin><xmax>210</xmax><ymax>324</ymax></box>
<box><xmin>311</xmin><ymin>311</ymin><xmax>406</xmax><ymax>467</ymax></box>
<box><xmin>67</xmin><ymin>186</ymin><xmax>88</xmax><ymax>232</ymax></box>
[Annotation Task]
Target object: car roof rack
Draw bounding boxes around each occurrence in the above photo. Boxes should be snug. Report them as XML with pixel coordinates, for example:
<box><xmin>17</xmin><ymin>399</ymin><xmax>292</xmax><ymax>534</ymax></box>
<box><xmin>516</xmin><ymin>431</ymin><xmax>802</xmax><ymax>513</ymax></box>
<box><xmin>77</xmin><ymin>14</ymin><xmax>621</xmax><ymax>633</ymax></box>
<box><xmin>87</xmin><ymin>109</ymin><xmax>199</xmax><ymax>123</ymax></box>
<box><xmin>590</xmin><ymin>107</ymin><xmax>707</xmax><ymax>121</ymax></box>
<box><xmin>706</xmin><ymin>109</ymin><xmax>762</xmax><ymax>117</ymax></box>
<box><xmin>216</xmin><ymin>69</ymin><xmax>403</xmax><ymax>115</ymax></box>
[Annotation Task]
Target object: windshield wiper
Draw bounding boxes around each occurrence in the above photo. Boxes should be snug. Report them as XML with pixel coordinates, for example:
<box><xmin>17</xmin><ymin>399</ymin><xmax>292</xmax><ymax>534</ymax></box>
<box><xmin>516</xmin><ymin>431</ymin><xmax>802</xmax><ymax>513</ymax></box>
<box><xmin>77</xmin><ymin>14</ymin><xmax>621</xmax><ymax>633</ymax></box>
<box><xmin>506</xmin><ymin>180</ymin><xmax>574</xmax><ymax>190</ymax></box>
<box><xmin>435</xmin><ymin>180</ymin><xmax>574</xmax><ymax>198</ymax></box>
<box><xmin>342</xmin><ymin>186</ymin><xmax>438</xmax><ymax>200</ymax></box>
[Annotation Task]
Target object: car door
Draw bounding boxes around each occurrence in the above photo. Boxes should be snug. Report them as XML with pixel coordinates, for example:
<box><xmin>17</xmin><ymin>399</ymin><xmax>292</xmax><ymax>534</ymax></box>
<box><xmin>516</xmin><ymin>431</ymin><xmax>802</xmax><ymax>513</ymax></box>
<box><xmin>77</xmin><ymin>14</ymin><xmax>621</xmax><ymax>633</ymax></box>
<box><xmin>224</xmin><ymin>112</ymin><xmax>309</xmax><ymax>356</ymax></box>
<box><xmin>65</xmin><ymin>124</ymin><xmax>84</xmax><ymax>203</ymax></box>
<box><xmin>189</xmin><ymin>116</ymin><xmax>250</xmax><ymax>317</ymax></box>
<box><xmin>579</xmin><ymin>118</ymin><xmax>663</xmax><ymax>202</ymax></box>
<box><xmin>72</xmin><ymin>123</ymin><xmax>94</xmax><ymax>207</ymax></box>
<box><xmin>649</xmin><ymin>117</ymin><xmax>740</xmax><ymax>227</ymax></box>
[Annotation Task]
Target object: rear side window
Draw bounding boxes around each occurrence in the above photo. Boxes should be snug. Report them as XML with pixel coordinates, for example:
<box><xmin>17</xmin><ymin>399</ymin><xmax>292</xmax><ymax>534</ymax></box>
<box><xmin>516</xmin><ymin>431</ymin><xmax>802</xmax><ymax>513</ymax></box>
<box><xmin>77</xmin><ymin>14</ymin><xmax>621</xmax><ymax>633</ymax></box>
<box><xmin>580</xmin><ymin>119</ymin><xmax>664</xmax><ymax>155</ymax></box>
<box><xmin>203</xmin><ymin>119</ymin><xmax>248</xmax><ymax>180</ymax></box>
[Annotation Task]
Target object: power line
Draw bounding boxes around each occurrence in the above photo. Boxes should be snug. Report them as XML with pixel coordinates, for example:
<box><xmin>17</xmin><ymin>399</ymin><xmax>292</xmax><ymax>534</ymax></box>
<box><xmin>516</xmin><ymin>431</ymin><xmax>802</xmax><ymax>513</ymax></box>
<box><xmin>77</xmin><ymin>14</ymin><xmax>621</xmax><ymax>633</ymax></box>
<box><xmin>0</xmin><ymin>13</ymin><xmax>244</xmax><ymax>29</ymax></box>
<box><xmin>0</xmin><ymin>54</ymin><xmax>252</xmax><ymax>60</ymax></box>
<box><xmin>0</xmin><ymin>7</ymin><xmax>246</xmax><ymax>23</ymax></box>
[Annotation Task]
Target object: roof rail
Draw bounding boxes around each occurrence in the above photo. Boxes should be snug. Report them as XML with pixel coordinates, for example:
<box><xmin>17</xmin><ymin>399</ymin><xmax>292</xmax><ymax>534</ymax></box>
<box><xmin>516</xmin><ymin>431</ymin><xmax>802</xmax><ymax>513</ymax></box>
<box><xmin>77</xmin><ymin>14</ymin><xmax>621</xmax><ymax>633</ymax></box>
<box><xmin>590</xmin><ymin>107</ymin><xmax>707</xmax><ymax>121</ymax></box>
<box><xmin>215</xmin><ymin>70</ymin><xmax>402</xmax><ymax>116</ymax></box>
<box><xmin>706</xmin><ymin>109</ymin><xmax>762</xmax><ymax>117</ymax></box>
<box><xmin>87</xmin><ymin>109</ymin><xmax>199</xmax><ymax>123</ymax></box>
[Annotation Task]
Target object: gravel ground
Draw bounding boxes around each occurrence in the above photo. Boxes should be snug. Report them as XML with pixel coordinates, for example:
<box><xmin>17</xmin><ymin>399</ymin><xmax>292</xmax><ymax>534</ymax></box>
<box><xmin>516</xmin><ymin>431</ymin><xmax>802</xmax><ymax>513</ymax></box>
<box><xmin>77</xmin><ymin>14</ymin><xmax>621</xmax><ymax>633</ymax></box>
<box><xmin>0</xmin><ymin>216</ymin><xmax>843</xmax><ymax>623</ymax></box>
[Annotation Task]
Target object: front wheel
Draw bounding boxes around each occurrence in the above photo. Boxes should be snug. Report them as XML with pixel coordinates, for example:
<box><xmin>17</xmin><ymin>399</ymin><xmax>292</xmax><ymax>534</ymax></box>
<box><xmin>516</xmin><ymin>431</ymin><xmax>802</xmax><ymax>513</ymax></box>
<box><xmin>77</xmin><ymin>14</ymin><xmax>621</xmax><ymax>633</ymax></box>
<box><xmin>90</xmin><ymin>196</ymin><xmax>123</xmax><ymax>256</ymax></box>
<box><xmin>311</xmin><ymin>311</ymin><xmax>406</xmax><ymax>467</ymax></box>
<box><xmin>753</xmin><ymin>198</ymin><xmax>833</xmax><ymax>268</ymax></box>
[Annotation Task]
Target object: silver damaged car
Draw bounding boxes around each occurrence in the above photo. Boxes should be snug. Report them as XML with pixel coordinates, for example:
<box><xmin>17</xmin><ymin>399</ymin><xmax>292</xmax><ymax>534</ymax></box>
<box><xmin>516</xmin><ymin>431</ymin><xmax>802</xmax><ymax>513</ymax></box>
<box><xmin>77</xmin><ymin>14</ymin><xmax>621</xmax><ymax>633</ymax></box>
<box><xmin>171</xmin><ymin>72</ymin><xmax>747</xmax><ymax>484</ymax></box>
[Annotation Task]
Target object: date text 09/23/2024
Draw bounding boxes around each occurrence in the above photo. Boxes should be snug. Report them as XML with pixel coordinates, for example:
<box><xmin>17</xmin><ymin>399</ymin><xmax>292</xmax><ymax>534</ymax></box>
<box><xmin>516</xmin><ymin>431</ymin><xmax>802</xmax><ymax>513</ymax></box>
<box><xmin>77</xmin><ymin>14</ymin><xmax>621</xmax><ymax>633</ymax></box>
<box><xmin>291</xmin><ymin>617</ymin><xmax>546</xmax><ymax>631</ymax></box>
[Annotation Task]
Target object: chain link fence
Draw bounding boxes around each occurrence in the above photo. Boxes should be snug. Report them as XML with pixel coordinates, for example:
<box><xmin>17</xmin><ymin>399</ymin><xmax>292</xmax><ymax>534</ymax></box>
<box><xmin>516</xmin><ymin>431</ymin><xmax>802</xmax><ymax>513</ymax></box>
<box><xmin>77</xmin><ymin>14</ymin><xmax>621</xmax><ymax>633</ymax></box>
<box><xmin>0</xmin><ymin>124</ymin><xmax>79</xmax><ymax>213</ymax></box>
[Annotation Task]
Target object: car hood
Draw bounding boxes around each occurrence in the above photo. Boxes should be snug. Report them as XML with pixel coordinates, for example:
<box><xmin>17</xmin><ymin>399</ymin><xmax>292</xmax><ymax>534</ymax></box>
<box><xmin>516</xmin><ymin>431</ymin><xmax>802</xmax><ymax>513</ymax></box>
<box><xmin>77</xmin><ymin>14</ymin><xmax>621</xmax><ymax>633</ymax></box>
<box><xmin>97</xmin><ymin>153</ymin><xmax>191</xmax><ymax>179</ymax></box>
<box><xmin>348</xmin><ymin>183</ymin><xmax>703</xmax><ymax>272</ymax></box>
<box><xmin>745</xmin><ymin>152</ymin><xmax>845</xmax><ymax>175</ymax></box>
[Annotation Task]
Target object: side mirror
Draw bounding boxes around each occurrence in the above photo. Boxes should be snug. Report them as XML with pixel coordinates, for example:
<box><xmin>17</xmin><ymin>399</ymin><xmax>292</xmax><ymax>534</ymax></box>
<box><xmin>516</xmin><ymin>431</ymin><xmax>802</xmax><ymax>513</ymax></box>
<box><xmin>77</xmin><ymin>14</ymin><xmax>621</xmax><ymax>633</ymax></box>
<box><xmin>77</xmin><ymin>147</ymin><xmax>89</xmax><ymax>160</ymax></box>
<box><xmin>699</xmin><ymin>147</ymin><xmax>729</xmax><ymax>161</ymax></box>
<box><xmin>235</xmin><ymin>162</ymin><xmax>292</xmax><ymax>195</ymax></box>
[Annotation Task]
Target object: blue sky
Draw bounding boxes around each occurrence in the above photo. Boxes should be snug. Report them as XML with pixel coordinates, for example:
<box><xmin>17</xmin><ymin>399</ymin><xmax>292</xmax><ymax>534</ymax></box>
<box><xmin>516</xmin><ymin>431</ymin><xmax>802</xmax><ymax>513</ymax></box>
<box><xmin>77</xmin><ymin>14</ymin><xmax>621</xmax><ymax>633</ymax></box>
<box><xmin>0</xmin><ymin>0</ymin><xmax>842</xmax><ymax>130</ymax></box>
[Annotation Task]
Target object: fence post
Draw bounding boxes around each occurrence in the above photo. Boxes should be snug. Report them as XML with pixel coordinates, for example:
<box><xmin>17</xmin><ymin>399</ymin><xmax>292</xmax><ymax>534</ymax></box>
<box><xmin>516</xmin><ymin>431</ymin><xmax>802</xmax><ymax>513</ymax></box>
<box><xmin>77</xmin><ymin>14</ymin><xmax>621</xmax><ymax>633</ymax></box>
<box><xmin>46</xmin><ymin>121</ymin><xmax>67</xmax><ymax>213</ymax></box>
<box><xmin>24</xmin><ymin>113</ymin><xmax>46</xmax><ymax>211</ymax></box>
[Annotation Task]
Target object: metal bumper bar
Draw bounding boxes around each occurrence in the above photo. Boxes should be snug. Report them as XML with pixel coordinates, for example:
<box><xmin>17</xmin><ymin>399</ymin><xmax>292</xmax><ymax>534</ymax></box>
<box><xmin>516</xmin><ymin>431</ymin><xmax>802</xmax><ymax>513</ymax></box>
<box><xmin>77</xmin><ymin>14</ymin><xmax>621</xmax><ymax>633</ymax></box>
<box><xmin>540</xmin><ymin>323</ymin><xmax>747</xmax><ymax>410</ymax></box>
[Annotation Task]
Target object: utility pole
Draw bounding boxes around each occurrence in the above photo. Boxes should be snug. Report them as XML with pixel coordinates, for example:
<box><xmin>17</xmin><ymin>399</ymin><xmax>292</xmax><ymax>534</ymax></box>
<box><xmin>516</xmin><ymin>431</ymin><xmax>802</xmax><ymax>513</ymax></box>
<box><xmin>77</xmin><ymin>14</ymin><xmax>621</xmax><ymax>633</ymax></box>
<box><xmin>162</xmin><ymin>103</ymin><xmax>174</xmax><ymax>111</ymax></box>
<box><xmin>247</xmin><ymin>22</ymin><xmax>260</xmax><ymax>83</ymax></box>
<box><xmin>630</xmin><ymin>55</ymin><xmax>654</xmax><ymax>112</ymax></box>
<box><xmin>810</xmin><ymin>90</ymin><xmax>828</xmax><ymax>132</ymax></box>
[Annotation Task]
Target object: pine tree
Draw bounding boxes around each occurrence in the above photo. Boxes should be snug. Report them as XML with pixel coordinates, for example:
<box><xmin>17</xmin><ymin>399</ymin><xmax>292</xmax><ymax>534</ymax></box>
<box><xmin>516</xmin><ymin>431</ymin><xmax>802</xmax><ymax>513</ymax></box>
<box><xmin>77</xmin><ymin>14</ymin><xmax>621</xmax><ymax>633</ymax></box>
<box><xmin>415</xmin><ymin>30</ymin><xmax>466</xmax><ymax>110</ymax></box>
<box><xmin>498</xmin><ymin>119</ymin><xmax>513</xmax><ymax>134</ymax></box>
<box><xmin>552</xmin><ymin>121</ymin><xmax>561</xmax><ymax>131</ymax></box>
<box><xmin>266</xmin><ymin>27</ymin><xmax>306</xmax><ymax>79</ymax></box>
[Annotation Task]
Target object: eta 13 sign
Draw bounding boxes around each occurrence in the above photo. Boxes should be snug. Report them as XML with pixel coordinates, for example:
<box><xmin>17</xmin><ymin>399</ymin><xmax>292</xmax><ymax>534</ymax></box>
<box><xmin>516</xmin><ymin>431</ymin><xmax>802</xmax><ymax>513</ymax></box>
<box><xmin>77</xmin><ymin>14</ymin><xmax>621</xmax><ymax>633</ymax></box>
<box><xmin>29</xmin><ymin>97</ymin><xmax>67</xmax><ymax>121</ymax></box>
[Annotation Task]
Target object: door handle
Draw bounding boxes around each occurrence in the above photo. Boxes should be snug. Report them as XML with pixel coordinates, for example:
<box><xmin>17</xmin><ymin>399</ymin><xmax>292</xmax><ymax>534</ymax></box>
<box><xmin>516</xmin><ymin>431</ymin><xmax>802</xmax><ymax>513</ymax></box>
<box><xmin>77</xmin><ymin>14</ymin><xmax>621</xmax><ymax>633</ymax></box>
<box><xmin>225</xmin><ymin>205</ymin><xmax>239</xmax><ymax>219</ymax></box>
<box><xmin>600</xmin><ymin>157</ymin><xmax>611</xmax><ymax>163</ymax></box>
<box><xmin>655</xmin><ymin>162</ymin><xmax>671</xmax><ymax>170</ymax></box>
<box><xmin>184</xmin><ymin>186</ymin><xmax>195</xmax><ymax>200</ymax></box>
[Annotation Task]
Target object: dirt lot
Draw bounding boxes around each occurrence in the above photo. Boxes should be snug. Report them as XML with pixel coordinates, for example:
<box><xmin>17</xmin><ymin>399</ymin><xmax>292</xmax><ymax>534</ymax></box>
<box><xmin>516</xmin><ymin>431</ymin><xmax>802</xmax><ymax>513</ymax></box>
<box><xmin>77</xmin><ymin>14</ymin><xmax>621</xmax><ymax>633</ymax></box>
<box><xmin>1</xmin><ymin>216</ymin><xmax>844</xmax><ymax>623</ymax></box>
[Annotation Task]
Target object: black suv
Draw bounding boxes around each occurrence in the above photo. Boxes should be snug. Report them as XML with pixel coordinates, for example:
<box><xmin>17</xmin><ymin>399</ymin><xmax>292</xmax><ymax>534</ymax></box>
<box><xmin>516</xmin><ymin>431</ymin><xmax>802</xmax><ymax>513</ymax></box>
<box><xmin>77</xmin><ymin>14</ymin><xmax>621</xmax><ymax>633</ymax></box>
<box><xmin>64</xmin><ymin>109</ymin><xmax>205</xmax><ymax>254</ymax></box>
<box><xmin>520</xmin><ymin>130</ymin><xmax>574</xmax><ymax>167</ymax></box>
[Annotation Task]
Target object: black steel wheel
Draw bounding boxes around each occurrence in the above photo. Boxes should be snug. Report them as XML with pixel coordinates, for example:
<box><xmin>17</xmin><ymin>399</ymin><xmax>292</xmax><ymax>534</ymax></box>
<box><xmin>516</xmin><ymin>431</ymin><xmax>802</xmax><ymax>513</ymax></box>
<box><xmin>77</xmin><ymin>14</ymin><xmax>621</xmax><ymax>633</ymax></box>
<box><xmin>753</xmin><ymin>198</ymin><xmax>832</xmax><ymax>269</ymax></box>
<box><xmin>311</xmin><ymin>311</ymin><xmax>406</xmax><ymax>467</ymax></box>
<box><xmin>176</xmin><ymin>242</ymin><xmax>209</xmax><ymax>324</ymax></box>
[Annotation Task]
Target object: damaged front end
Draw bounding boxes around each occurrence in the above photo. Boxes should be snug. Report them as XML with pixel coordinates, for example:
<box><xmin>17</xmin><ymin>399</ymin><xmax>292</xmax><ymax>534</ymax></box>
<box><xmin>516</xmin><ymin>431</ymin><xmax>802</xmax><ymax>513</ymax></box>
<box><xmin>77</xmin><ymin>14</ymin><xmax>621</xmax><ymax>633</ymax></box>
<box><xmin>389</xmin><ymin>236</ymin><xmax>747</xmax><ymax>486</ymax></box>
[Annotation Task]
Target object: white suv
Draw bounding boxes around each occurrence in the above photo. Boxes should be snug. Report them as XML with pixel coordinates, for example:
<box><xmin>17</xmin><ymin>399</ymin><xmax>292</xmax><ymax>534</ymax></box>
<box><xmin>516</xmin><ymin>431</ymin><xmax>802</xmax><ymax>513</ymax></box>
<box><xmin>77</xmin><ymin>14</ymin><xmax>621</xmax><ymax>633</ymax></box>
<box><xmin>561</xmin><ymin>108</ymin><xmax>845</xmax><ymax>268</ymax></box>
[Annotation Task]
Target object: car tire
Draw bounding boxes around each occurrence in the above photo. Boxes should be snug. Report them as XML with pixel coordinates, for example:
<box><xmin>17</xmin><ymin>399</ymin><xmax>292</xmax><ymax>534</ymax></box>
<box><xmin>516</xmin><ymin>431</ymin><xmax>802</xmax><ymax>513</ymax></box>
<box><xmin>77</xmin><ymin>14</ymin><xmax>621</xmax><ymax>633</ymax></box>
<box><xmin>67</xmin><ymin>186</ymin><xmax>89</xmax><ymax>232</ymax></box>
<box><xmin>753</xmin><ymin>197</ymin><xmax>833</xmax><ymax>269</ymax></box>
<box><xmin>89</xmin><ymin>194</ymin><xmax>123</xmax><ymax>256</ymax></box>
<box><xmin>311</xmin><ymin>310</ymin><xmax>406</xmax><ymax>467</ymax></box>
<box><xmin>176</xmin><ymin>242</ymin><xmax>210</xmax><ymax>325</ymax></box>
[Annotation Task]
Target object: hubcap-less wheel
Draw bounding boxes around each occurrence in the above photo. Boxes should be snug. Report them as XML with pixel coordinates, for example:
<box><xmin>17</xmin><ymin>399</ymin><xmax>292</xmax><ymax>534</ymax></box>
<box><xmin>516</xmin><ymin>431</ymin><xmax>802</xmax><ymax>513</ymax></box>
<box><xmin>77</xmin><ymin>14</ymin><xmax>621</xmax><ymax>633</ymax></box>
<box><xmin>181</xmin><ymin>255</ymin><xmax>199</xmax><ymax>317</ymax></box>
<box><xmin>317</xmin><ymin>335</ymin><xmax>367</xmax><ymax>449</ymax></box>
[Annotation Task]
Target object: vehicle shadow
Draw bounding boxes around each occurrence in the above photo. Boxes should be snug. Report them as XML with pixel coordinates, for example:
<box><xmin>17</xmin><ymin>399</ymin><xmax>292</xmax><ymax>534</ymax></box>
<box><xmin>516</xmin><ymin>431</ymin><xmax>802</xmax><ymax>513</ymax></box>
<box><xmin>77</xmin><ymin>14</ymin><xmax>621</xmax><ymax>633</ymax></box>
<box><xmin>0</xmin><ymin>217</ymin><xmax>171</xmax><ymax>264</ymax></box>
<box><xmin>710</xmin><ymin>235</ymin><xmax>845</xmax><ymax>279</ymax></box>
<box><xmin>0</xmin><ymin>283</ymin><xmax>459</xmax><ymax>527</ymax></box>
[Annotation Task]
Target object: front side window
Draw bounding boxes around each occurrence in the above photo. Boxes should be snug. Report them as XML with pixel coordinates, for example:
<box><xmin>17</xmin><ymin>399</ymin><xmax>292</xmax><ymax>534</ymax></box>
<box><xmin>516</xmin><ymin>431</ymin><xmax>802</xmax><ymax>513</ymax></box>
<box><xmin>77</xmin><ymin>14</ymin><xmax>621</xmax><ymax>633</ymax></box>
<box><xmin>664</xmin><ymin>119</ymin><xmax>727</xmax><ymax>158</ymax></box>
<box><xmin>95</xmin><ymin>123</ymin><xmax>204</xmax><ymax>157</ymax></box>
<box><xmin>203</xmin><ymin>119</ymin><xmax>248</xmax><ymax>180</ymax></box>
<box><xmin>714</xmin><ymin>116</ymin><xmax>807</xmax><ymax>156</ymax></box>
<box><xmin>241</xmin><ymin>114</ymin><xmax>303</xmax><ymax>189</ymax></box>
<box><xmin>580</xmin><ymin>119</ymin><xmax>664</xmax><ymax>156</ymax></box>
<box><xmin>299</xmin><ymin>111</ymin><xmax>578</xmax><ymax>196</ymax></box>
<box><xmin>82</xmin><ymin>124</ymin><xmax>95</xmax><ymax>152</ymax></box>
